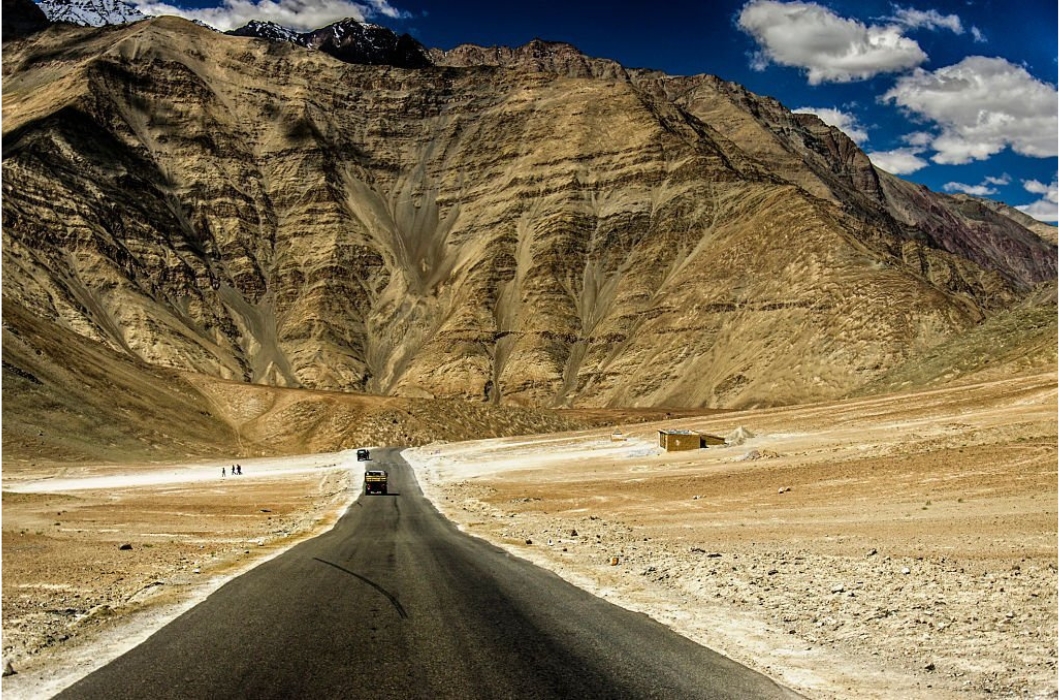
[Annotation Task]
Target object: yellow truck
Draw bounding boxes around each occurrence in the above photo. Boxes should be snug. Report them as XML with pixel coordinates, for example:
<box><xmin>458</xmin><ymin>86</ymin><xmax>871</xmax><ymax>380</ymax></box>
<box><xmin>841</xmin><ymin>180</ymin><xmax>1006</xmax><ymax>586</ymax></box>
<box><xmin>364</xmin><ymin>470</ymin><xmax>388</xmax><ymax>495</ymax></box>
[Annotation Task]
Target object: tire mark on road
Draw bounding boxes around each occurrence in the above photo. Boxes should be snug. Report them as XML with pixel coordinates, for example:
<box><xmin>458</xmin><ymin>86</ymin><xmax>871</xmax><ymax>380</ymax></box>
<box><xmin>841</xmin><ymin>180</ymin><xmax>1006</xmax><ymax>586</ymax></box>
<box><xmin>313</xmin><ymin>557</ymin><xmax>409</xmax><ymax>619</ymax></box>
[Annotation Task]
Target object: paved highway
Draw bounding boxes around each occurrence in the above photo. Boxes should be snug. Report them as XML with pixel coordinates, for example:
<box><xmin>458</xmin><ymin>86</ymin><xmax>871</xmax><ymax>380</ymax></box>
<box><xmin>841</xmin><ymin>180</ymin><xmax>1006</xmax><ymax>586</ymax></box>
<box><xmin>55</xmin><ymin>449</ymin><xmax>802</xmax><ymax>699</ymax></box>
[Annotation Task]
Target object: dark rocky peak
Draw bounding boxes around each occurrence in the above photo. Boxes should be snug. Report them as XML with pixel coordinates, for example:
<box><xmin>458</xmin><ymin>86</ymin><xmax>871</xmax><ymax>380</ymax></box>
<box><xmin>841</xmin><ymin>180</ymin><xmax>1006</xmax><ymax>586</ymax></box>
<box><xmin>2</xmin><ymin>0</ymin><xmax>50</xmax><ymax>41</ymax></box>
<box><xmin>304</xmin><ymin>20</ymin><xmax>431</xmax><ymax>68</ymax></box>
<box><xmin>227</xmin><ymin>20</ymin><xmax>308</xmax><ymax>45</ymax></box>
<box><xmin>227</xmin><ymin>18</ymin><xmax>431</xmax><ymax>68</ymax></box>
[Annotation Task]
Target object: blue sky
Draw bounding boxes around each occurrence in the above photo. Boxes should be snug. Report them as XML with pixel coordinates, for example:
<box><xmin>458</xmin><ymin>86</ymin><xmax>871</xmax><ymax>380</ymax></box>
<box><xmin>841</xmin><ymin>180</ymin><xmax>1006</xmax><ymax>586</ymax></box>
<box><xmin>135</xmin><ymin>0</ymin><xmax>1058</xmax><ymax>222</ymax></box>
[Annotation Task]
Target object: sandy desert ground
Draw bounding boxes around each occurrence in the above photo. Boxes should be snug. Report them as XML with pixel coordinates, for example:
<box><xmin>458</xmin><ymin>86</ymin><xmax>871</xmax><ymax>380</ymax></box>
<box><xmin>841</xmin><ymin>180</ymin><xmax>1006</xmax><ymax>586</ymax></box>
<box><xmin>2</xmin><ymin>372</ymin><xmax>1057</xmax><ymax>699</ymax></box>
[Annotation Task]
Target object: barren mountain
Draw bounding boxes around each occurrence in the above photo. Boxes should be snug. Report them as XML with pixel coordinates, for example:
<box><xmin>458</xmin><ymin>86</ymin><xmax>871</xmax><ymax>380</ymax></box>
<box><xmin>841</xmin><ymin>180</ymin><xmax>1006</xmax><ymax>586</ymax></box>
<box><xmin>2</xmin><ymin>300</ymin><xmax>595</xmax><ymax>468</ymax></box>
<box><xmin>1</xmin><ymin>20</ymin><xmax>1055</xmax><ymax>695</ymax></box>
<box><xmin>2</xmin><ymin>17</ymin><xmax>1055</xmax><ymax>436</ymax></box>
<box><xmin>950</xmin><ymin>193</ymin><xmax>1059</xmax><ymax>246</ymax></box>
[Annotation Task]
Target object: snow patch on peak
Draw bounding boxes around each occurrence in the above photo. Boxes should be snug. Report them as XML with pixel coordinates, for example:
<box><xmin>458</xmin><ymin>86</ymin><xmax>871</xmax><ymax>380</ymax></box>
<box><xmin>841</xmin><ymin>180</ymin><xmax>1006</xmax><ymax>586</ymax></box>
<box><xmin>231</xmin><ymin>20</ymin><xmax>306</xmax><ymax>45</ymax></box>
<box><xmin>226</xmin><ymin>17</ymin><xmax>432</xmax><ymax>69</ymax></box>
<box><xmin>36</xmin><ymin>0</ymin><xmax>145</xmax><ymax>26</ymax></box>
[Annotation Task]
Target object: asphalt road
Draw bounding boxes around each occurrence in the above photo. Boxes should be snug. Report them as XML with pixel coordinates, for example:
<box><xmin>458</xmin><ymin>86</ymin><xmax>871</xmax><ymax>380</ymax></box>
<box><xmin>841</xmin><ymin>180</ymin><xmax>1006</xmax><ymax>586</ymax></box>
<box><xmin>55</xmin><ymin>449</ymin><xmax>803</xmax><ymax>699</ymax></box>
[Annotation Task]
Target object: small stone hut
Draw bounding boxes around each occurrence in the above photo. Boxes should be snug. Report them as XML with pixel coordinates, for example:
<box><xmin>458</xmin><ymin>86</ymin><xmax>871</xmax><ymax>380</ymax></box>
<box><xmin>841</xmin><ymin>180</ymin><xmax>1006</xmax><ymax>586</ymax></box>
<box><xmin>658</xmin><ymin>429</ymin><xmax>726</xmax><ymax>451</ymax></box>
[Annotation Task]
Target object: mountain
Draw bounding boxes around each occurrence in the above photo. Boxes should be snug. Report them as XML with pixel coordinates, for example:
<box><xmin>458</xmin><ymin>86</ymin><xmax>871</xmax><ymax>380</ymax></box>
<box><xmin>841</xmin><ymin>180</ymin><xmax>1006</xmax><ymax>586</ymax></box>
<box><xmin>34</xmin><ymin>0</ymin><xmax>144</xmax><ymax>26</ymax></box>
<box><xmin>1</xmin><ymin>300</ymin><xmax>593</xmax><ymax>464</ymax></box>
<box><xmin>29</xmin><ymin>0</ymin><xmax>433</xmax><ymax>72</ymax></box>
<box><xmin>2</xmin><ymin>17</ymin><xmax>1055</xmax><ymax>426</ymax></box>
<box><xmin>228</xmin><ymin>19</ymin><xmax>431</xmax><ymax>68</ymax></box>
<box><xmin>949</xmin><ymin>193</ymin><xmax>1058</xmax><ymax>246</ymax></box>
<box><xmin>431</xmin><ymin>38</ymin><xmax>628</xmax><ymax>79</ymax></box>
<box><xmin>226</xmin><ymin>20</ymin><xmax>304</xmax><ymax>44</ymax></box>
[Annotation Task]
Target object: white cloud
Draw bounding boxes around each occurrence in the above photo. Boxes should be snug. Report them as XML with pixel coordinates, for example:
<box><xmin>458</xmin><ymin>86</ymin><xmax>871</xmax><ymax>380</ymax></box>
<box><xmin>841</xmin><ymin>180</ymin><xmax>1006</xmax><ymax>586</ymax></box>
<box><xmin>737</xmin><ymin>0</ymin><xmax>927</xmax><ymax>84</ymax></box>
<box><xmin>942</xmin><ymin>174</ymin><xmax>1012</xmax><ymax>197</ymax></box>
<box><xmin>866</xmin><ymin>147</ymin><xmax>929</xmax><ymax>174</ymax></box>
<box><xmin>888</xmin><ymin>7</ymin><xmax>965</xmax><ymax>35</ymax></box>
<box><xmin>902</xmin><ymin>130</ymin><xmax>934</xmax><ymax>148</ymax></box>
<box><xmin>1017</xmin><ymin>177</ymin><xmax>1059</xmax><ymax>222</ymax></box>
<box><xmin>792</xmin><ymin>106</ymin><xmax>869</xmax><ymax>143</ymax></box>
<box><xmin>944</xmin><ymin>175</ymin><xmax>1058</xmax><ymax>223</ymax></box>
<box><xmin>1017</xmin><ymin>200</ymin><xmax>1058</xmax><ymax>222</ymax></box>
<box><xmin>1024</xmin><ymin>178</ymin><xmax>1057</xmax><ymax>198</ymax></box>
<box><xmin>133</xmin><ymin>0</ymin><xmax>408</xmax><ymax>32</ymax></box>
<box><xmin>882</xmin><ymin>56</ymin><xmax>1059</xmax><ymax>164</ymax></box>
<box><xmin>366</xmin><ymin>0</ymin><xmax>407</xmax><ymax>19</ymax></box>
<box><xmin>943</xmin><ymin>181</ymin><xmax>998</xmax><ymax>196</ymax></box>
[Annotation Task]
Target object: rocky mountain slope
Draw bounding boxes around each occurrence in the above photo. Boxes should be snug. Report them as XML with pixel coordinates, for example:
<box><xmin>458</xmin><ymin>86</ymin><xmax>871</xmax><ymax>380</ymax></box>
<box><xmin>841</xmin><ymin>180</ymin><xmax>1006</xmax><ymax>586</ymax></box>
<box><xmin>2</xmin><ymin>300</ymin><xmax>593</xmax><ymax>467</ymax></box>
<box><xmin>950</xmin><ymin>193</ymin><xmax>1059</xmax><ymax>246</ymax></box>
<box><xmin>2</xmin><ymin>17</ymin><xmax>1055</xmax><ymax>427</ymax></box>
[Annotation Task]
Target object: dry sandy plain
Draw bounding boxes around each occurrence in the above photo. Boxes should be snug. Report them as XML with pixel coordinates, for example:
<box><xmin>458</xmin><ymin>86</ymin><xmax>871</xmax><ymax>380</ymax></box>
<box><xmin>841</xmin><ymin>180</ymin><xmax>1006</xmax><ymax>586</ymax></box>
<box><xmin>2</xmin><ymin>372</ymin><xmax>1057</xmax><ymax>699</ymax></box>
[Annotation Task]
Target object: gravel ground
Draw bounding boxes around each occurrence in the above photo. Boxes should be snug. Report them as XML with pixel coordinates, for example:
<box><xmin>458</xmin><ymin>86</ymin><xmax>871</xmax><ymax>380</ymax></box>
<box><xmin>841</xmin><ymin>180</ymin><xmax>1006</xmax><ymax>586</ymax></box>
<box><xmin>2</xmin><ymin>453</ymin><xmax>363</xmax><ymax>699</ymax></box>
<box><xmin>2</xmin><ymin>374</ymin><xmax>1056</xmax><ymax>699</ymax></box>
<box><xmin>407</xmin><ymin>374</ymin><xmax>1058</xmax><ymax>699</ymax></box>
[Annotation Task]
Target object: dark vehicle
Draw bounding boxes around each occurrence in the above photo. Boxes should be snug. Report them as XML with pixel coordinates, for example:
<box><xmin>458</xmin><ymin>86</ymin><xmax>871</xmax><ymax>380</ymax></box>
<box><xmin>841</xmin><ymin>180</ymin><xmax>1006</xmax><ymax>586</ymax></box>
<box><xmin>356</xmin><ymin>448</ymin><xmax>370</xmax><ymax>461</ymax></box>
<box><xmin>364</xmin><ymin>470</ymin><xmax>388</xmax><ymax>495</ymax></box>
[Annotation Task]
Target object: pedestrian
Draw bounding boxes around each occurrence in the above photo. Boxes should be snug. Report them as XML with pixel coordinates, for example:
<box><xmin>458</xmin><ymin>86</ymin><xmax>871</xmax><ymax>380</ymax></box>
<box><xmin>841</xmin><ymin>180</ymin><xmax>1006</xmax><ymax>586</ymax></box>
<box><xmin>222</xmin><ymin>467</ymin><xmax>226</xmax><ymax>478</ymax></box>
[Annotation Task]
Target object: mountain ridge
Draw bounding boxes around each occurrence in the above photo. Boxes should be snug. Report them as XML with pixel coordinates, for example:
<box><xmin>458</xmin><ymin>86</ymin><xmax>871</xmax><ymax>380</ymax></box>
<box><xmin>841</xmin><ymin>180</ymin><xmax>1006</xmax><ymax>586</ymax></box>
<box><xmin>2</xmin><ymin>16</ymin><xmax>1055</xmax><ymax>420</ymax></box>
<box><xmin>227</xmin><ymin>18</ymin><xmax>431</xmax><ymax>68</ymax></box>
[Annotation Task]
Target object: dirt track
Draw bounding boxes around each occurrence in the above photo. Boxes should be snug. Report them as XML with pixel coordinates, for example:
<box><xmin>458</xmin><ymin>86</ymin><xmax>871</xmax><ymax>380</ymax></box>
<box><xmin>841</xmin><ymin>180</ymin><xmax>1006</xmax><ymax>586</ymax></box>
<box><xmin>2</xmin><ymin>373</ymin><xmax>1057</xmax><ymax>699</ymax></box>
